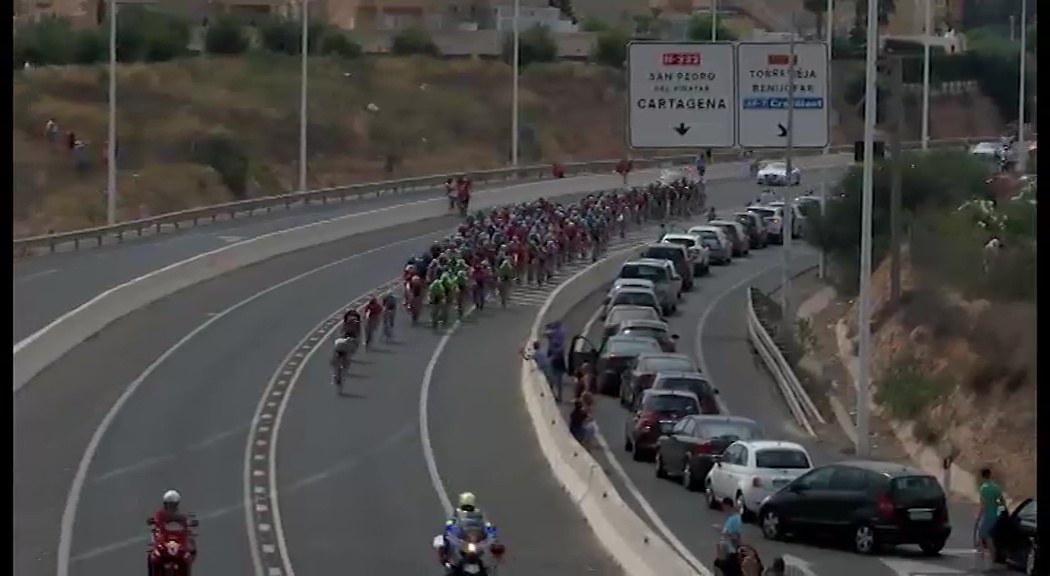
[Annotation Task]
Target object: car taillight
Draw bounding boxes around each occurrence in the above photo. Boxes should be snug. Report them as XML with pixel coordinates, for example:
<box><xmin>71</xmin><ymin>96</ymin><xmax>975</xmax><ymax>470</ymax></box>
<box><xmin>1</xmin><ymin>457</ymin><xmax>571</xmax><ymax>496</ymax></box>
<box><xmin>876</xmin><ymin>494</ymin><xmax>895</xmax><ymax>520</ymax></box>
<box><xmin>637</xmin><ymin>412</ymin><xmax>656</xmax><ymax>430</ymax></box>
<box><xmin>770</xmin><ymin>217</ymin><xmax>781</xmax><ymax>224</ymax></box>
<box><xmin>690</xmin><ymin>441</ymin><xmax>715</xmax><ymax>455</ymax></box>
<box><xmin>751</xmin><ymin>477</ymin><xmax>762</xmax><ymax>488</ymax></box>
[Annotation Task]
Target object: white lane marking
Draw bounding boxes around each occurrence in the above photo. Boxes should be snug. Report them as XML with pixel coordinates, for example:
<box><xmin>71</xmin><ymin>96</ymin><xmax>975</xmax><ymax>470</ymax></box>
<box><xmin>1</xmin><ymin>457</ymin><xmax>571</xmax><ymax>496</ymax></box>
<box><xmin>420</xmin><ymin>326</ymin><xmax>457</xmax><ymax>516</ymax></box>
<box><xmin>73</xmin><ymin>423</ymin><xmax>415</xmax><ymax>564</ymax></box>
<box><xmin>244</xmin><ymin>278</ymin><xmax>400</xmax><ymax>576</ymax></box>
<box><xmin>90</xmin><ymin>454</ymin><xmax>176</xmax><ymax>483</ymax></box>
<box><xmin>54</xmin><ymin>229</ymin><xmax>446</xmax><ymax>576</ymax></box>
<box><xmin>14</xmin><ymin>268</ymin><xmax>59</xmax><ymax>283</ymax></box>
<box><xmin>782</xmin><ymin>553</ymin><xmax>820</xmax><ymax>576</ymax></box>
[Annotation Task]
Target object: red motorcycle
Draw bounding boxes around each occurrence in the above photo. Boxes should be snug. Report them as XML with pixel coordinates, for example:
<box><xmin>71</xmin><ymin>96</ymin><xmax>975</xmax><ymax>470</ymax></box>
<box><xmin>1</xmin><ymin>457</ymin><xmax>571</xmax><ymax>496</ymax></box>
<box><xmin>147</xmin><ymin>517</ymin><xmax>197</xmax><ymax>576</ymax></box>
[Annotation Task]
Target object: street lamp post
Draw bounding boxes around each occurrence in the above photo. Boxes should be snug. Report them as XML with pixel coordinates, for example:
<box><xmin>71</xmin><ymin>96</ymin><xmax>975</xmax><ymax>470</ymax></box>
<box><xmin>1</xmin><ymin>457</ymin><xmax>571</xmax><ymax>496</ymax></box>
<box><xmin>710</xmin><ymin>0</ymin><xmax>717</xmax><ymax>40</ymax></box>
<box><xmin>921</xmin><ymin>0</ymin><xmax>931</xmax><ymax>150</ymax></box>
<box><xmin>1016</xmin><ymin>0</ymin><xmax>1028</xmax><ymax>172</ymax></box>
<box><xmin>510</xmin><ymin>0</ymin><xmax>520</xmax><ymax>166</ymax></box>
<box><xmin>855</xmin><ymin>0</ymin><xmax>879</xmax><ymax>458</ymax></box>
<box><xmin>298</xmin><ymin>0</ymin><xmax>309</xmax><ymax>194</ymax></box>
<box><xmin>106</xmin><ymin>0</ymin><xmax>118</xmax><ymax>226</ymax></box>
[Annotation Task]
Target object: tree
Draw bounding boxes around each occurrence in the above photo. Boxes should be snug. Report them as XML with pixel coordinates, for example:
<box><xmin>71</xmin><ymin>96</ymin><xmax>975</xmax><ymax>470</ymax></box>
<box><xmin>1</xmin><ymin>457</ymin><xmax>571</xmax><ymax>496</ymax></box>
<box><xmin>592</xmin><ymin>27</ymin><xmax>631</xmax><ymax>69</ymax></box>
<box><xmin>854</xmin><ymin>0</ymin><xmax>896</xmax><ymax>27</ymax></box>
<box><xmin>686</xmin><ymin>13</ymin><xmax>737</xmax><ymax>42</ymax></box>
<box><xmin>391</xmin><ymin>27</ymin><xmax>439</xmax><ymax>56</ymax></box>
<box><xmin>581</xmin><ymin>17</ymin><xmax>609</xmax><ymax>32</ymax></box>
<box><xmin>112</xmin><ymin>6</ymin><xmax>191</xmax><ymax>62</ymax></box>
<box><xmin>204</xmin><ymin>15</ymin><xmax>250</xmax><ymax>55</ymax></box>
<box><xmin>803</xmin><ymin>0</ymin><xmax>828</xmax><ymax>39</ymax></box>
<box><xmin>502</xmin><ymin>24</ymin><xmax>557</xmax><ymax>67</ymax></box>
<box><xmin>320</xmin><ymin>31</ymin><xmax>362</xmax><ymax>59</ymax></box>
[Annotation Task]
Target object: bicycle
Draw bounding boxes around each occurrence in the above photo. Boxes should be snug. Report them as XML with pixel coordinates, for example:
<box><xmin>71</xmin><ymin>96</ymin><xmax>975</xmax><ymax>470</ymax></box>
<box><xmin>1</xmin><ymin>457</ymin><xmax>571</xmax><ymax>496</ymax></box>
<box><xmin>498</xmin><ymin>277</ymin><xmax>511</xmax><ymax>308</ymax></box>
<box><xmin>331</xmin><ymin>348</ymin><xmax>351</xmax><ymax>392</ymax></box>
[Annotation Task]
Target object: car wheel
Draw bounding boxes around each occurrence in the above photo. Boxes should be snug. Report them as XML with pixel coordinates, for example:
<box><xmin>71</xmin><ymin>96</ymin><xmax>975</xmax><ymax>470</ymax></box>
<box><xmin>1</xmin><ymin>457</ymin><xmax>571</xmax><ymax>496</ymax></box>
<box><xmin>919</xmin><ymin>538</ymin><xmax>946</xmax><ymax>556</ymax></box>
<box><xmin>704</xmin><ymin>478</ymin><xmax>719</xmax><ymax>505</ymax></box>
<box><xmin>655</xmin><ymin>451</ymin><xmax>668</xmax><ymax>479</ymax></box>
<box><xmin>623</xmin><ymin>435</ymin><xmax>633</xmax><ymax>452</ymax></box>
<box><xmin>760</xmin><ymin>508</ymin><xmax>783</xmax><ymax>540</ymax></box>
<box><xmin>736</xmin><ymin>492</ymin><xmax>753</xmax><ymax>523</ymax></box>
<box><xmin>1026</xmin><ymin>544</ymin><xmax>1036</xmax><ymax>576</ymax></box>
<box><xmin>852</xmin><ymin>524</ymin><xmax>879</xmax><ymax>555</ymax></box>
<box><xmin>631</xmin><ymin>446</ymin><xmax>647</xmax><ymax>462</ymax></box>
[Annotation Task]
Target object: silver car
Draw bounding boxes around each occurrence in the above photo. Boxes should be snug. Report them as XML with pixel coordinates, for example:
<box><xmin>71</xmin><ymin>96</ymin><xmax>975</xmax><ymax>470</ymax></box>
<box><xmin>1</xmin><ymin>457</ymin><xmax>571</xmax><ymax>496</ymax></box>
<box><xmin>602</xmin><ymin>305</ymin><xmax>662</xmax><ymax>341</ymax></box>
<box><xmin>618</xmin><ymin>259</ymin><xmax>680</xmax><ymax>315</ymax></box>
<box><xmin>687</xmin><ymin>226</ymin><xmax>732</xmax><ymax>265</ymax></box>
<box><xmin>606</xmin><ymin>287</ymin><xmax>661</xmax><ymax>318</ymax></box>
<box><xmin>602</xmin><ymin>279</ymin><xmax>657</xmax><ymax>317</ymax></box>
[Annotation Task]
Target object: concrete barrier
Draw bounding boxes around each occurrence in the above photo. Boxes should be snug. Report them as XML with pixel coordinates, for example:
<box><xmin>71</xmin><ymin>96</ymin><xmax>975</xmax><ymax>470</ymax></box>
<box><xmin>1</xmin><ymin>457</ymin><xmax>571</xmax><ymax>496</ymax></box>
<box><xmin>520</xmin><ymin>245</ymin><xmax>705</xmax><ymax>576</ymax></box>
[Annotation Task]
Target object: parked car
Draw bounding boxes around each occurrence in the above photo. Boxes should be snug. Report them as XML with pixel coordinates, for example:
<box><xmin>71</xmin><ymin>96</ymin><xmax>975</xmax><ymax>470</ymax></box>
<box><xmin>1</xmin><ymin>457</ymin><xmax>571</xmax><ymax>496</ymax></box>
<box><xmin>766</xmin><ymin>200</ymin><xmax>804</xmax><ymax>238</ymax></box>
<box><xmin>639</xmin><ymin>242</ymin><xmax>694</xmax><ymax>291</ymax></box>
<box><xmin>650</xmin><ymin>371</ymin><xmax>720</xmax><ymax>414</ymax></box>
<box><xmin>620</xmin><ymin>352</ymin><xmax>699</xmax><ymax>408</ymax></box>
<box><xmin>653</xmin><ymin>415</ymin><xmax>763</xmax><ymax>491</ymax></box>
<box><xmin>614</xmin><ymin>319</ymin><xmax>677</xmax><ymax>353</ymax></box>
<box><xmin>601</xmin><ymin>305</ymin><xmax>662</xmax><ymax>342</ymax></box>
<box><xmin>704</xmin><ymin>440</ymin><xmax>812</xmax><ymax>521</ymax></box>
<box><xmin>617</xmin><ymin>259</ymin><xmax>681</xmax><ymax>315</ymax></box>
<box><xmin>756</xmin><ymin>161</ymin><xmax>801</xmax><ymax>186</ymax></box>
<box><xmin>660</xmin><ymin>232</ymin><xmax>711</xmax><ymax>276</ymax></box>
<box><xmin>624</xmin><ymin>389</ymin><xmax>701</xmax><ymax>461</ymax></box>
<box><xmin>605</xmin><ymin>287</ymin><xmax>661</xmax><ymax>319</ymax></box>
<box><xmin>569</xmin><ymin>334</ymin><xmax>663</xmax><ymax>396</ymax></box>
<box><xmin>687</xmin><ymin>226</ymin><xmax>733</xmax><ymax>264</ymax></box>
<box><xmin>601</xmin><ymin>279</ymin><xmax>657</xmax><ymax>318</ymax></box>
<box><xmin>993</xmin><ymin>498</ymin><xmax>1038</xmax><ymax>575</ymax></box>
<box><xmin>708</xmin><ymin>220</ymin><xmax>750</xmax><ymax>257</ymax></box>
<box><xmin>733</xmin><ymin>211</ymin><xmax>768</xmax><ymax>248</ymax></box>
<box><xmin>758</xmin><ymin>460</ymin><xmax>952</xmax><ymax>555</ymax></box>
<box><xmin>747</xmin><ymin>205</ymin><xmax>785</xmax><ymax>244</ymax></box>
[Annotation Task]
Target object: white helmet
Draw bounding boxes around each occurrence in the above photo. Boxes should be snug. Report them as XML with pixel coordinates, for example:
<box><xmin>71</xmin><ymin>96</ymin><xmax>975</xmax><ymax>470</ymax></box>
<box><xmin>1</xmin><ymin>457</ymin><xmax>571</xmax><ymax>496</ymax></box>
<box><xmin>162</xmin><ymin>490</ymin><xmax>181</xmax><ymax>504</ymax></box>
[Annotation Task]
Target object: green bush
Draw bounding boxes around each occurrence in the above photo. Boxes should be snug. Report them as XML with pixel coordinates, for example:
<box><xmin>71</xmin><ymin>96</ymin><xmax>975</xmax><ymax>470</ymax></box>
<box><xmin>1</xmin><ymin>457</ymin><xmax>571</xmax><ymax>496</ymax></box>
<box><xmin>686</xmin><ymin>13</ymin><xmax>737</xmax><ymax>41</ymax></box>
<box><xmin>592</xmin><ymin>28</ymin><xmax>631</xmax><ymax>69</ymax></box>
<box><xmin>114</xmin><ymin>6</ymin><xmax>191</xmax><ymax>62</ymax></box>
<box><xmin>391</xmin><ymin>27</ymin><xmax>439</xmax><ymax>56</ymax></box>
<box><xmin>204</xmin><ymin>15</ymin><xmax>250</xmax><ymax>55</ymax></box>
<box><xmin>257</xmin><ymin>16</ymin><xmax>327</xmax><ymax>56</ymax></box>
<box><xmin>14</xmin><ymin>16</ymin><xmax>100</xmax><ymax>66</ymax></box>
<box><xmin>321</xmin><ymin>30</ymin><xmax>362</xmax><ymax>59</ymax></box>
<box><xmin>191</xmin><ymin>130</ymin><xmax>251</xmax><ymax>199</ymax></box>
<box><xmin>503</xmin><ymin>25</ymin><xmax>557</xmax><ymax>67</ymax></box>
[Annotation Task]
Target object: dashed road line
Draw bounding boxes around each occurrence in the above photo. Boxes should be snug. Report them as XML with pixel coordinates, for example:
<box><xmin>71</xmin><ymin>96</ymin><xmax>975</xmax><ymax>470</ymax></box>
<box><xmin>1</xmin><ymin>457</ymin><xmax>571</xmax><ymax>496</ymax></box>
<box><xmin>241</xmin><ymin>222</ymin><xmax>685</xmax><ymax>576</ymax></box>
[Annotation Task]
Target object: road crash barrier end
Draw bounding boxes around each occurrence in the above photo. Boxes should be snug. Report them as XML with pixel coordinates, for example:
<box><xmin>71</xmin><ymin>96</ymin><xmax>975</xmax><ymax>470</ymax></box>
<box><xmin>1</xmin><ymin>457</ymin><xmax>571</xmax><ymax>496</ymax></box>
<box><xmin>520</xmin><ymin>245</ymin><xmax>705</xmax><ymax>576</ymax></box>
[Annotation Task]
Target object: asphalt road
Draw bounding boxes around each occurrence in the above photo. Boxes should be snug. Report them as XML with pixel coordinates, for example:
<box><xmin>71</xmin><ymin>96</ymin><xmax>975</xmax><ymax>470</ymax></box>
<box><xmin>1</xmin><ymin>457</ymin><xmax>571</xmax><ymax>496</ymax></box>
<box><xmin>556</xmin><ymin>248</ymin><xmax>989</xmax><ymax>576</ymax></box>
<box><xmin>17</xmin><ymin>171</ymin><xmax>796</xmax><ymax>576</ymax></box>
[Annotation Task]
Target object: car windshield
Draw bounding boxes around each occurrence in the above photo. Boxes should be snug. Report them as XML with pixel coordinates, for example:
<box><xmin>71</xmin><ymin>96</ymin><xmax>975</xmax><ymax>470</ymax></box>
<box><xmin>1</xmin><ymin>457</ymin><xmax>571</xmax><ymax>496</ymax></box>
<box><xmin>764</xmin><ymin>163</ymin><xmax>786</xmax><ymax>171</ymax></box>
<box><xmin>642</xmin><ymin>357</ymin><xmax>696</xmax><ymax>373</ymax></box>
<box><xmin>656</xmin><ymin>377</ymin><xmax>711</xmax><ymax>396</ymax></box>
<box><xmin>611</xmin><ymin>291</ymin><xmax>656</xmax><ymax>307</ymax></box>
<box><xmin>643</xmin><ymin>395</ymin><xmax>699</xmax><ymax>414</ymax></box>
<box><xmin>750</xmin><ymin>208</ymin><xmax>775</xmax><ymax>219</ymax></box>
<box><xmin>755</xmin><ymin>449</ymin><xmax>811</xmax><ymax>469</ymax></box>
<box><xmin>664</xmin><ymin>237</ymin><xmax>696</xmax><ymax>248</ymax></box>
<box><xmin>696</xmin><ymin>422</ymin><xmax>762</xmax><ymax>440</ymax></box>
<box><xmin>891</xmin><ymin>475</ymin><xmax>945</xmax><ymax>500</ymax></box>
<box><xmin>621</xmin><ymin>264</ymin><xmax>667</xmax><ymax>282</ymax></box>
<box><xmin>621</xmin><ymin>327</ymin><xmax>665</xmax><ymax>340</ymax></box>
<box><xmin>608</xmin><ymin>309</ymin><xmax>659</xmax><ymax>324</ymax></box>
<box><xmin>643</xmin><ymin>247</ymin><xmax>683</xmax><ymax>263</ymax></box>
<box><xmin>606</xmin><ymin>338</ymin><xmax>661</xmax><ymax>356</ymax></box>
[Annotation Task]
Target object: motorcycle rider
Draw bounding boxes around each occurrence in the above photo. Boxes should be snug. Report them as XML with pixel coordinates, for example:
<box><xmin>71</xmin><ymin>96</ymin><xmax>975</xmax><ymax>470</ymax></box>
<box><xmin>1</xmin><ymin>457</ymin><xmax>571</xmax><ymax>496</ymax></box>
<box><xmin>437</xmin><ymin>492</ymin><xmax>504</xmax><ymax>570</ymax></box>
<box><xmin>147</xmin><ymin>490</ymin><xmax>197</xmax><ymax>576</ymax></box>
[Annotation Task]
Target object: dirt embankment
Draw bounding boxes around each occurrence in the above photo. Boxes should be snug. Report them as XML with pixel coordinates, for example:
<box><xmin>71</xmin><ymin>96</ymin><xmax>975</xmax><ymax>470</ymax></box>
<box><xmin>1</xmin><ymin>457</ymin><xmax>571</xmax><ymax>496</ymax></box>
<box><xmin>813</xmin><ymin>253</ymin><xmax>1036</xmax><ymax>499</ymax></box>
<box><xmin>14</xmin><ymin>54</ymin><xmax>998</xmax><ymax>236</ymax></box>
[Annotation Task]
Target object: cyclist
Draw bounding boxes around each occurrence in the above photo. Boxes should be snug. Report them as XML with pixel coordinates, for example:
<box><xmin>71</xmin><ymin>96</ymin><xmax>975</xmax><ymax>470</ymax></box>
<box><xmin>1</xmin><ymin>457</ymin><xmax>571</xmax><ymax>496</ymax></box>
<box><xmin>363</xmin><ymin>295</ymin><xmax>383</xmax><ymax>348</ymax></box>
<box><xmin>381</xmin><ymin>291</ymin><xmax>397</xmax><ymax>340</ymax></box>
<box><xmin>427</xmin><ymin>277</ymin><xmax>447</xmax><ymax>328</ymax></box>
<box><xmin>341</xmin><ymin>308</ymin><xmax>362</xmax><ymax>340</ymax></box>
<box><xmin>406</xmin><ymin>275</ymin><xmax>425</xmax><ymax>322</ymax></box>
<box><xmin>331</xmin><ymin>334</ymin><xmax>355</xmax><ymax>386</ymax></box>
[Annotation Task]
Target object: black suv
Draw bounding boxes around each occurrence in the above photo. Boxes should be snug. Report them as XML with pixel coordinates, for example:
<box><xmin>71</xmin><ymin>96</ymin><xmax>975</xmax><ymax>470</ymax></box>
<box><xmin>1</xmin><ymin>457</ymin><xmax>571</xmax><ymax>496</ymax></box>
<box><xmin>758</xmin><ymin>460</ymin><xmax>951</xmax><ymax>555</ymax></box>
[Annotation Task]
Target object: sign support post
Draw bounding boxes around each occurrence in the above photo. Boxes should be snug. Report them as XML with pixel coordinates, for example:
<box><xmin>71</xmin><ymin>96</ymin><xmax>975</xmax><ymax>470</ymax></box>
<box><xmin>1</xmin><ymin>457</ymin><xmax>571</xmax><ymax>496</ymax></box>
<box><xmin>780</xmin><ymin>27</ymin><xmax>797</xmax><ymax>335</ymax></box>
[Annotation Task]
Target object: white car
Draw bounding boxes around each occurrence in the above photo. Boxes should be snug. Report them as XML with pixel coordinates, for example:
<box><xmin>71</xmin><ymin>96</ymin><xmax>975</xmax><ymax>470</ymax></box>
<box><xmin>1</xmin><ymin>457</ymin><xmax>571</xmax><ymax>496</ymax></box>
<box><xmin>704</xmin><ymin>440</ymin><xmax>813</xmax><ymax>520</ymax></box>
<box><xmin>969</xmin><ymin>141</ymin><xmax>1005</xmax><ymax>159</ymax></box>
<box><xmin>745</xmin><ymin>205</ymin><xmax>785</xmax><ymax>244</ymax></box>
<box><xmin>765</xmin><ymin>201</ymin><xmax>804</xmax><ymax>238</ymax></box>
<box><xmin>660</xmin><ymin>232</ymin><xmax>710</xmax><ymax>276</ymax></box>
<box><xmin>756</xmin><ymin>161</ymin><xmax>801</xmax><ymax>187</ymax></box>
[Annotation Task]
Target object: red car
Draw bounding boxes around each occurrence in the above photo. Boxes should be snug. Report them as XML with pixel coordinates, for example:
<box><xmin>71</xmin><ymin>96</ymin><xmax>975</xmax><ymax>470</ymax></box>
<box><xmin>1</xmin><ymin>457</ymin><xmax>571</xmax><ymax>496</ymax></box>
<box><xmin>623</xmin><ymin>389</ymin><xmax>700</xmax><ymax>462</ymax></box>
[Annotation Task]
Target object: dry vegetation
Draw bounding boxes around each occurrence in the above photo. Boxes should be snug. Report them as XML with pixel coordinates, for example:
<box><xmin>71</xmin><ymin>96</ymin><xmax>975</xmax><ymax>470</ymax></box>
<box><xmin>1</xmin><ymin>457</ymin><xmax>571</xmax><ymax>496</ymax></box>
<box><xmin>14</xmin><ymin>55</ymin><xmax>641</xmax><ymax>235</ymax></box>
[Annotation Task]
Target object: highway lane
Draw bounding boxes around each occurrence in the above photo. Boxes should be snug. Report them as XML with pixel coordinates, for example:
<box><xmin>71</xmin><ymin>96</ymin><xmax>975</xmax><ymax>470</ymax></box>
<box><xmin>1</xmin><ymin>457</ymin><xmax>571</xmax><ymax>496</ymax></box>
<box><xmin>19</xmin><ymin>173</ymin><xmax>749</xmax><ymax>576</ymax></box>
<box><xmin>557</xmin><ymin>248</ymin><xmax>985</xmax><ymax>576</ymax></box>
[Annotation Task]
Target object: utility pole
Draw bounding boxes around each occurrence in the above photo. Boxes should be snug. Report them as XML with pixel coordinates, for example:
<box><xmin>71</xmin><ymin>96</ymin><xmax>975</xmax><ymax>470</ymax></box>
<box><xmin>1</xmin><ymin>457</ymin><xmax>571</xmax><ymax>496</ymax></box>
<box><xmin>780</xmin><ymin>22</ymin><xmax>797</xmax><ymax>335</ymax></box>
<box><xmin>889</xmin><ymin>55</ymin><xmax>904</xmax><ymax>304</ymax></box>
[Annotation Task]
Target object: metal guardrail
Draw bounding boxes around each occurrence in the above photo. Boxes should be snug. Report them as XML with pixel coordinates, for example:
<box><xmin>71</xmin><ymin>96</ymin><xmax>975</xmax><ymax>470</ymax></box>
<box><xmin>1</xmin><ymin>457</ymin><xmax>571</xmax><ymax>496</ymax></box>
<box><xmin>12</xmin><ymin>137</ymin><xmax>982</xmax><ymax>256</ymax></box>
<box><xmin>746</xmin><ymin>285</ymin><xmax>826</xmax><ymax>436</ymax></box>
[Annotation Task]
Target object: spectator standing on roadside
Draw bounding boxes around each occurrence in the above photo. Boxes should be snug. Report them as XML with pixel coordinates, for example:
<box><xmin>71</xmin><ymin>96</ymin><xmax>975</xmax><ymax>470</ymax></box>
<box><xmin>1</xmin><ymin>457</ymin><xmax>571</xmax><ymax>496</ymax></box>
<box><xmin>66</xmin><ymin>130</ymin><xmax>76</xmax><ymax>151</ymax></box>
<box><xmin>45</xmin><ymin>119</ymin><xmax>57</xmax><ymax>143</ymax></box>
<box><xmin>976</xmin><ymin>467</ymin><xmax>1006</xmax><ymax>570</ymax></box>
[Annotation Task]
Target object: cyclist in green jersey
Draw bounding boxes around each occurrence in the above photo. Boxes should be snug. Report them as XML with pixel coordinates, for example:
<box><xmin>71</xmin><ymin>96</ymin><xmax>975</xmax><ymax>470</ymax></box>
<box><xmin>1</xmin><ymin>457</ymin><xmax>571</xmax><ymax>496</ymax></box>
<box><xmin>498</xmin><ymin>259</ymin><xmax>514</xmax><ymax>281</ymax></box>
<box><xmin>428</xmin><ymin>279</ymin><xmax>447</xmax><ymax>328</ymax></box>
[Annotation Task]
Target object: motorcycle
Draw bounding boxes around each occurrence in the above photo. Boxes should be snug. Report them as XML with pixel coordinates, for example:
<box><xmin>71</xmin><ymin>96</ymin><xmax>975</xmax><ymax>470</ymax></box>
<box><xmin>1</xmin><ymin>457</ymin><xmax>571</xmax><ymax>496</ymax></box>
<box><xmin>147</xmin><ymin>517</ymin><xmax>198</xmax><ymax>576</ymax></box>
<box><xmin>432</xmin><ymin>529</ymin><xmax>505</xmax><ymax>575</ymax></box>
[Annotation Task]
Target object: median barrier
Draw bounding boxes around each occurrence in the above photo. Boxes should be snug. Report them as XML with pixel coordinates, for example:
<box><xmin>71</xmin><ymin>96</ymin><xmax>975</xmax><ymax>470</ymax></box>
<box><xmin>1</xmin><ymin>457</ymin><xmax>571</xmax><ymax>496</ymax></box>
<box><xmin>520</xmin><ymin>245</ymin><xmax>707</xmax><ymax>576</ymax></box>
